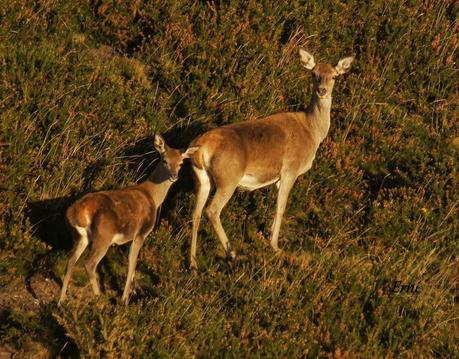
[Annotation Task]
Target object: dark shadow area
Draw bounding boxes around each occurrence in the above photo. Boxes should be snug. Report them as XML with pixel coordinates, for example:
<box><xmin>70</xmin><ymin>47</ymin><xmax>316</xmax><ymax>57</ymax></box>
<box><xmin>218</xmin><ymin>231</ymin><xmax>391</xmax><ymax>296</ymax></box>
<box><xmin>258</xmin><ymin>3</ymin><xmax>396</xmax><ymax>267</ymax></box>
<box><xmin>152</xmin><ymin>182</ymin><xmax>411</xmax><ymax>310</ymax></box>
<box><xmin>0</xmin><ymin>305</ymin><xmax>79</xmax><ymax>359</ymax></box>
<box><xmin>26</xmin><ymin>196</ymin><xmax>76</xmax><ymax>252</ymax></box>
<box><xmin>362</xmin><ymin>169</ymin><xmax>406</xmax><ymax>203</ymax></box>
<box><xmin>24</xmin><ymin>196</ymin><xmax>78</xmax><ymax>299</ymax></box>
<box><xmin>214</xmin><ymin>255</ymin><xmax>237</xmax><ymax>275</ymax></box>
<box><xmin>128</xmin><ymin>265</ymin><xmax>161</xmax><ymax>305</ymax></box>
<box><xmin>39</xmin><ymin>304</ymin><xmax>80</xmax><ymax>359</ymax></box>
<box><xmin>123</xmin><ymin>136</ymin><xmax>159</xmax><ymax>183</ymax></box>
<box><xmin>448</xmin><ymin>1</ymin><xmax>459</xmax><ymax>22</ymax></box>
<box><xmin>98</xmin><ymin>259</ymin><xmax>118</xmax><ymax>296</ymax></box>
<box><xmin>279</xmin><ymin>18</ymin><xmax>297</xmax><ymax>45</ymax></box>
<box><xmin>179</xmin><ymin>235</ymin><xmax>195</xmax><ymax>271</ymax></box>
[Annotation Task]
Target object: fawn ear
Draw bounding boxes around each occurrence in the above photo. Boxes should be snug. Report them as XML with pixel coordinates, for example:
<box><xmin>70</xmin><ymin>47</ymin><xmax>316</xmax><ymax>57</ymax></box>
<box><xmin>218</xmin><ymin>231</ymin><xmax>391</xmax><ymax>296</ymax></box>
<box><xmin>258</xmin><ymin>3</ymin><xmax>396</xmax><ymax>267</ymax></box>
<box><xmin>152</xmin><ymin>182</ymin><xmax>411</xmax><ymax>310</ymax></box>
<box><xmin>299</xmin><ymin>48</ymin><xmax>316</xmax><ymax>70</ymax></box>
<box><xmin>182</xmin><ymin>146</ymin><xmax>199</xmax><ymax>158</ymax></box>
<box><xmin>182</xmin><ymin>146</ymin><xmax>200</xmax><ymax>158</ymax></box>
<box><xmin>335</xmin><ymin>56</ymin><xmax>355</xmax><ymax>75</ymax></box>
<box><xmin>154</xmin><ymin>134</ymin><xmax>166</xmax><ymax>154</ymax></box>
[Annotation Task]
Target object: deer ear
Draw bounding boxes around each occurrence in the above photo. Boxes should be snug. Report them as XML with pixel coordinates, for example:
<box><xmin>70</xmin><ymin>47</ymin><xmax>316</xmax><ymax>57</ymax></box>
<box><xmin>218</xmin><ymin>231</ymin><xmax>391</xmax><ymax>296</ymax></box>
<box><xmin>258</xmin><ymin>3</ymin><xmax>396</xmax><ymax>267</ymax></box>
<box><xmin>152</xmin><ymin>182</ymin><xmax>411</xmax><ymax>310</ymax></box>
<box><xmin>182</xmin><ymin>146</ymin><xmax>200</xmax><ymax>158</ymax></box>
<box><xmin>335</xmin><ymin>56</ymin><xmax>354</xmax><ymax>75</ymax></box>
<box><xmin>299</xmin><ymin>49</ymin><xmax>316</xmax><ymax>70</ymax></box>
<box><xmin>154</xmin><ymin>134</ymin><xmax>166</xmax><ymax>154</ymax></box>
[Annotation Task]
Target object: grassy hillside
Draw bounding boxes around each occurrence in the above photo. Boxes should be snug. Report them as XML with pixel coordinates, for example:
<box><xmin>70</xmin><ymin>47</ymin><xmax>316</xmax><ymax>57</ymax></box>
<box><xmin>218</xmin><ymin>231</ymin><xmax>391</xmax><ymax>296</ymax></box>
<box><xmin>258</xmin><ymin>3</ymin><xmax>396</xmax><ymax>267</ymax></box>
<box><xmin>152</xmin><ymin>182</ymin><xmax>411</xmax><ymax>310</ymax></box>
<box><xmin>0</xmin><ymin>0</ymin><xmax>458</xmax><ymax>357</ymax></box>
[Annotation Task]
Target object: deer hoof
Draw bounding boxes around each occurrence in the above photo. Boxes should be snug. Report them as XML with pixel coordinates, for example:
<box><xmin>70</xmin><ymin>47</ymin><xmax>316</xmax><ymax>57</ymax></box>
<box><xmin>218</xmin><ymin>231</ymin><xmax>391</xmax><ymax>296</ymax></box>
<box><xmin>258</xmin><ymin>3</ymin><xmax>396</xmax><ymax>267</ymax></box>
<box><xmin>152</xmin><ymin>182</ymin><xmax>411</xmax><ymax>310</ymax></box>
<box><xmin>190</xmin><ymin>262</ymin><xmax>198</xmax><ymax>272</ymax></box>
<box><xmin>227</xmin><ymin>250</ymin><xmax>237</xmax><ymax>261</ymax></box>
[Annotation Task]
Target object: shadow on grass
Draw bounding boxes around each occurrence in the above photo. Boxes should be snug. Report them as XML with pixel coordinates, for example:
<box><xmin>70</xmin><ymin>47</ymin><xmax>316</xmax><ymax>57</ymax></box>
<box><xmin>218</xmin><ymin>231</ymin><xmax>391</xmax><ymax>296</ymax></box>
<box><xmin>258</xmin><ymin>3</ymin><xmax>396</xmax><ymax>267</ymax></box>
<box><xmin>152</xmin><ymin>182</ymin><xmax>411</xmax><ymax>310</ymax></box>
<box><xmin>24</xmin><ymin>196</ymin><xmax>77</xmax><ymax>302</ymax></box>
<box><xmin>26</xmin><ymin>196</ymin><xmax>76</xmax><ymax>252</ymax></box>
<box><xmin>0</xmin><ymin>305</ymin><xmax>79</xmax><ymax>358</ymax></box>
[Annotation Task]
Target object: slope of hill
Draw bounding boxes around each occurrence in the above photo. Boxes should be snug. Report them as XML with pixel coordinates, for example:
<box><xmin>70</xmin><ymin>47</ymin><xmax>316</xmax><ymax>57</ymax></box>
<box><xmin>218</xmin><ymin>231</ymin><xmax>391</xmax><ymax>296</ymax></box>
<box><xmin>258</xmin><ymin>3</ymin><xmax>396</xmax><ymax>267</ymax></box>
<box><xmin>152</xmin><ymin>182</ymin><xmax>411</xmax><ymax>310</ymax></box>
<box><xmin>0</xmin><ymin>1</ymin><xmax>457</xmax><ymax>357</ymax></box>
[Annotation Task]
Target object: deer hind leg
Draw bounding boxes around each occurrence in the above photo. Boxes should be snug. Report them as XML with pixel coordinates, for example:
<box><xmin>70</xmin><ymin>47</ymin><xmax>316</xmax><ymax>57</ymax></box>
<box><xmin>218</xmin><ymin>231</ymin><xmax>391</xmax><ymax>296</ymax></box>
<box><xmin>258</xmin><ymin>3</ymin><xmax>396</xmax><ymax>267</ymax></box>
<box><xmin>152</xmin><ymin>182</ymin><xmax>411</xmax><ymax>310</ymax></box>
<box><xmin>59</xmin><ymin>226</ymin><xmax>89</xmax><ymax>304</ymax></box>
<box><xmin>270</xmin><ymin>175</ymin><xmax>297</xmax><ymax>252</ymax></box>
<box><xmin>190</xmin><ymin>167</ymin><xmax>212</xmax><ymax>270</ymax></box>
<box><xmin>206</xmin><ymin>184</ymin><xmax>238</xmax><ymax>261</ymax></box>
<box><xmin>121</xmin><ymin>234</ymin><xmax>146</xmax><ymax>305</ymax></box>
<box><xmin>85</xmin><ymin>236</ymin><xmax>111</xmax><ymax>297</ymax></box>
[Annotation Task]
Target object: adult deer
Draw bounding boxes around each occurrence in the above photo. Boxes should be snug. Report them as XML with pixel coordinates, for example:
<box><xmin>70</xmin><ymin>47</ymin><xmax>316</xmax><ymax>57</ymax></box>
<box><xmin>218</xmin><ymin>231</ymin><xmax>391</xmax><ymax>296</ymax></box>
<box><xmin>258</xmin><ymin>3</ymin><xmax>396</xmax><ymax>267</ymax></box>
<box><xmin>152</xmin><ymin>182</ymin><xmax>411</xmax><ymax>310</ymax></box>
<box><xmin>189</xmin><ymin>49</ymin><xmax>354</xmax><ymax>270</ymax></box>
<box><xmin>59</xmin><ymin>134</ymin><xmax>199</xmax><ymax>305</ymax></box>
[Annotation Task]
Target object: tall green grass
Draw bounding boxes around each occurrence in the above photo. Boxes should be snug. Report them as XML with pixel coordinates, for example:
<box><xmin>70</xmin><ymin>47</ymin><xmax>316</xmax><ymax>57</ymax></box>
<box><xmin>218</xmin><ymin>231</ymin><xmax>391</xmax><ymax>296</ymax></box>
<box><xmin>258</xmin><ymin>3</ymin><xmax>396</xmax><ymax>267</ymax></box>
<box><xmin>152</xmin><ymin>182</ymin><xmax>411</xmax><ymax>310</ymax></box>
<box><xmin>0</xmin><ymin>0</ymin><xmax>457</xmax><ymax>357</ymax></box>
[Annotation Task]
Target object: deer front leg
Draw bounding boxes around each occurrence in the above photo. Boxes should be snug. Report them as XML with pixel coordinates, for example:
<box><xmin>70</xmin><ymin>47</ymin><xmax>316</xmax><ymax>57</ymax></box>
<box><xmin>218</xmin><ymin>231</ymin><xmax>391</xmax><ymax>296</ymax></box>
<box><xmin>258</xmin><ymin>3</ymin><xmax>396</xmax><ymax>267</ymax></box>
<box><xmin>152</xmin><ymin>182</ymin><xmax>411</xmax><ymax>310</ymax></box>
<box><xmin>121</xmin><ymin>235</ymin><xmax>145</xmax><ymax>305</ymax></box>
<box><xmin>270</xmin><ymin>175</ymin><xmax>296</xmax><ymax>252</ymax></box>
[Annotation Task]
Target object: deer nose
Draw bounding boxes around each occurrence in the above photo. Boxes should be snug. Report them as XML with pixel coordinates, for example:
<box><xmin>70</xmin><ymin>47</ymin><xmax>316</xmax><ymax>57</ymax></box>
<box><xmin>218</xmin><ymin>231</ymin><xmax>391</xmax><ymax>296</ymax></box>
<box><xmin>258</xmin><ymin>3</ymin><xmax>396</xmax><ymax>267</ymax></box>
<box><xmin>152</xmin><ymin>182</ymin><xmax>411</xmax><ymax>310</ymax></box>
<box><xmin>170</xmin><ymin>170</ymin><xmax>179</xmax><ymax>182</ymax></box>
<box><xmin>318</xmin><ymin>88</ymin><xmax>327</xmax><ymax>97</ymax></box>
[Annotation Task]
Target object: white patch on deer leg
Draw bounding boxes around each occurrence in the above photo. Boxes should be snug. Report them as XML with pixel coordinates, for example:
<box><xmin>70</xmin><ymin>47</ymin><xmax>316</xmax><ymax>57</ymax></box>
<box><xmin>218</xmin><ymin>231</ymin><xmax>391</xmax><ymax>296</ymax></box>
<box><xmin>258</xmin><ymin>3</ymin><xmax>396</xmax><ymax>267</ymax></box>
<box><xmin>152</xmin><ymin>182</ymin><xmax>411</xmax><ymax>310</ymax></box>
<box><xmin>112</xmin><ymin>233</ymin><xmax>128</xmax><ymax>245</ymax></box>
<box><xmin>75</xmin><ymin>225</ymin><xmax>89</xmax><ymax>244</ymax></box>
<box><xmin>239</xmin><ymin>174</ymin><xmax>279</xmax><ymax>191</ymax></box>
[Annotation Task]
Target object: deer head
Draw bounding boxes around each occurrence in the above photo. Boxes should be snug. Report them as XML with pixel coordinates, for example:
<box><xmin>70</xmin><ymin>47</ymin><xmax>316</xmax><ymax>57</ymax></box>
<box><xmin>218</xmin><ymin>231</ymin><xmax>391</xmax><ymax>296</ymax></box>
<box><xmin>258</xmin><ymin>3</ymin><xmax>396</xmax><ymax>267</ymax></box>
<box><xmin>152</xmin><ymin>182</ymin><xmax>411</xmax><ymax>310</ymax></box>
<box><xmin>154</xmin><ymin>134</ymin><xmax>199</xmax><ymax>182</ymax></box>
<box><xmin>299</xmin><ymin>49</ymin><xmax>354</xmax><ymax>99</ymax></box>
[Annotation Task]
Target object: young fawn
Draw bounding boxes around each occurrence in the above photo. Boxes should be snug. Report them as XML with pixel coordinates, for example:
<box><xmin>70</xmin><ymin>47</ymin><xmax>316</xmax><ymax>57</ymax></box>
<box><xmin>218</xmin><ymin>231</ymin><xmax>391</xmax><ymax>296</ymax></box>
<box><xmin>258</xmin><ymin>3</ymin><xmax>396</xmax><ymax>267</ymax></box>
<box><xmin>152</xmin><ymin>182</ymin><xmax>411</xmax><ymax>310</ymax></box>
<box><xmin>188</xmin><ymin>49</ymin><xmax>354</xmax><ymax>270</ymax></box>
<box><xmin>59</xmin><ymin>134</ymin><xmax>199</xmax><ymax>305</ymax></box>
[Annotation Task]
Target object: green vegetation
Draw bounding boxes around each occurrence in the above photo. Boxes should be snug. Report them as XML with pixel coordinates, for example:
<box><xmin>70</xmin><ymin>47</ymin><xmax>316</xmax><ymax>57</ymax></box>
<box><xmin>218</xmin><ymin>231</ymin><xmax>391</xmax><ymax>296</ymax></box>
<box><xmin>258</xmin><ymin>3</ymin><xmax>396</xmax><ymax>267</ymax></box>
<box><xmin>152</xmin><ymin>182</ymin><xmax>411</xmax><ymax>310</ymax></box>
<box><xmin>0</xmin><ymin>0</ymin><xmax>457</xmax><ymax>357</ymax></box>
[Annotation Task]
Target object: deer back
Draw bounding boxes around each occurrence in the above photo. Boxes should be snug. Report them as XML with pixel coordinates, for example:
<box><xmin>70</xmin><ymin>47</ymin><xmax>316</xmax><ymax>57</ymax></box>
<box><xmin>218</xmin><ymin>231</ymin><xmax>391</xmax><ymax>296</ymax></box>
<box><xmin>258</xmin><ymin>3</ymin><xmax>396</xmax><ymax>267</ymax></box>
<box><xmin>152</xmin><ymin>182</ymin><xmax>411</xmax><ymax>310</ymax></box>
<box><xmin>192</xmin><ymin>112</ymin><xmax>319</xmax><ymax>180</ymax></box>
<box><xmin>66</xmin><ymin>185</ymin><xmax>157</xmax><ymax>241</ymax></box>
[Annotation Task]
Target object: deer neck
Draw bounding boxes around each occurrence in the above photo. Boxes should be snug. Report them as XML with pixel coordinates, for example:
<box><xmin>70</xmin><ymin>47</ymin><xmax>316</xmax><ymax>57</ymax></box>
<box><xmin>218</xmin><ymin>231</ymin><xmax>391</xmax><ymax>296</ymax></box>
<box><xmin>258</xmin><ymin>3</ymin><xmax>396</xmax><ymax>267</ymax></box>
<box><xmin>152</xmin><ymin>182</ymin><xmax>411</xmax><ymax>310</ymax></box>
<box><xmin>306</xmin><ymin>93</ymin><xmax>332</xmax><ymax>143</ymax></box>
<box><xmin>144</xmin><ymin>164</ymin><xmax>174</xmax><ymax>207</ymax></box>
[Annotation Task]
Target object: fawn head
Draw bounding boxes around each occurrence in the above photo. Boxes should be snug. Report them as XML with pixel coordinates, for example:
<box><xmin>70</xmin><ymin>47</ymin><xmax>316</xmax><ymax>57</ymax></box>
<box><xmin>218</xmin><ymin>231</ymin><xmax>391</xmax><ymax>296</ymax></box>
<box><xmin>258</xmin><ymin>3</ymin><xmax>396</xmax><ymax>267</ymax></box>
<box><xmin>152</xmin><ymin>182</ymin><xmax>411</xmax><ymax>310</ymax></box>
<box><xmin>154</xmin><ymin>134</ymin><xmax>199</xmax><ymax>182</ymax></box>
